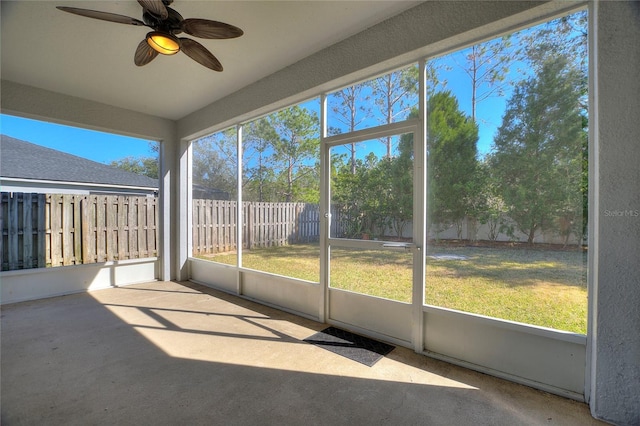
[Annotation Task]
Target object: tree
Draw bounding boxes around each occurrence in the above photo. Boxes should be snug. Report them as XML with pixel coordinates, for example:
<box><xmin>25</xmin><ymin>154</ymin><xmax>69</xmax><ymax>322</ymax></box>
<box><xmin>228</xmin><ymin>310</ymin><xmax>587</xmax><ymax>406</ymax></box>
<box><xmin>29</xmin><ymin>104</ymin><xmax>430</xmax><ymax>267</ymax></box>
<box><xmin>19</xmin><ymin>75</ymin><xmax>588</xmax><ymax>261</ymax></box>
<box><xmin>110</xmin><ymin>156</ymin><xmax>158</xmax><ymax>179</ymax></box>
<box><xmin>523</xmin><ymin>10</ymin><xmax>588</xmax><ymax>243</ymax></box>
<box><xmin>267</xmin><ymin>106</ymin><xmax>320</xmax><ymax>202</ymax></box>
<box><xmin>520</xmin><ymin>11</ymin><xmax>588</xmax><ymax>77</ymax></box>
<box><xmin>474</xmin><ymin>160</ymin><xmax>511</xmax><ymax>241</ymax></box>
<box><xmin>331</xmin><ymin>152</ymin><xmax>372</xmax><ymax>237</ymax></box>
<box><xmin>425</xmin><ymin>58</ymin><xmax>450</xmax><ymax>98</ymax></box>
<box><xmin>427</xmin><ymin>91</ymin><xmax>479</xmax><ymax>238</ymax></box>
<box><xmin>192</xmin><ymin>128</ymin><xmax>237</xmax><ymax>199</ymax></box>
<box><xmin>388</xmin><ymin>129</ymin><xmax>414</xmax><ymax>238</ymax></box>
<box><xmin>489</xmin><ymin>56</ymin><xmax>585</xmax><ymax>244</ymax></box>
<box><xmin>452</xmin><ymin>36</ymin><xmax>514</xmax><ymax>122</ymax></box>
<box><xmin>242</xmin><ymin>118</ymin><xmax>279</xmax><ymax>202</ymax></box>
<box><xmin>328</xmin><ymin>84</ymin><xmax>371</xmax><ymax>174</ymax></box>
<box><xmin>370</xmin><ymin>66</ymin><xmax>419</xmax><ymax>157</ymax></box>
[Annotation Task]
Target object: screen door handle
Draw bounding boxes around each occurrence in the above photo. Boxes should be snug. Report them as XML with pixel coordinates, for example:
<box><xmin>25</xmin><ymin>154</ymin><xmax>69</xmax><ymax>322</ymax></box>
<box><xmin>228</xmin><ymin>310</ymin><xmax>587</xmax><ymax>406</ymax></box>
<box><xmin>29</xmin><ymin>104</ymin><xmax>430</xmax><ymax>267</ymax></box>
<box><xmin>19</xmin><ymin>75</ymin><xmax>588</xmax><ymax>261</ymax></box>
<box><xmin>382</xmin><ymin>243</ymin><xmax>416</xmax><ymax>251</ymax></box>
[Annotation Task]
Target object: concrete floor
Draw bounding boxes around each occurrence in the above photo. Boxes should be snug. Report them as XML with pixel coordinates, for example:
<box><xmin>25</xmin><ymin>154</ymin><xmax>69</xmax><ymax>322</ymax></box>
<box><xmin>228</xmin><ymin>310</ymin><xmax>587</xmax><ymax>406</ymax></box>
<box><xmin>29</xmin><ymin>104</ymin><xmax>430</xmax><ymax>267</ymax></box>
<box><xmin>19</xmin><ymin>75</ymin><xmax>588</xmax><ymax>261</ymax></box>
<box><xmin>1</xmin><ymin>281</ymin><xmax>605</xmax><ymax>425</ymax></box>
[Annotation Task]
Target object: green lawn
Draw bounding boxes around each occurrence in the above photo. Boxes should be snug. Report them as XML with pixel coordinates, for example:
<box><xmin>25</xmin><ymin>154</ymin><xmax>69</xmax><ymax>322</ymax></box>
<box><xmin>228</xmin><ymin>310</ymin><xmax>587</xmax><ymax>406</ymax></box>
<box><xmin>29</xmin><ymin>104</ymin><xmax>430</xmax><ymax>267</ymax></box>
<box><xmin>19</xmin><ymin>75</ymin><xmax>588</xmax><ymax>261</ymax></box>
<box><xmin>198</xmin><ymin>243</ymin><xmax>588</xmax><ymax>334</ymax></box>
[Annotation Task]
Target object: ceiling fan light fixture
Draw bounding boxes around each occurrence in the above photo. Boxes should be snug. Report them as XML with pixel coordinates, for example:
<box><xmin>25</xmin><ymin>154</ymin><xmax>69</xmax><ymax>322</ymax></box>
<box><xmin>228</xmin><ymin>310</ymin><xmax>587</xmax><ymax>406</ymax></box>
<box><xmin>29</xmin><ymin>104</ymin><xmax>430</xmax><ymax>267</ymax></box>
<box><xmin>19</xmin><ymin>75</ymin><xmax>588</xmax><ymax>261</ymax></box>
<box><xmin>57</xmin><ymin>3</ymin><xmax>244</xmax><ymax>71</ymax></box>
<box><xmin>146</xmin><ymin>31</ymin><xmax>180</xmax><ymax>55</ymax></box>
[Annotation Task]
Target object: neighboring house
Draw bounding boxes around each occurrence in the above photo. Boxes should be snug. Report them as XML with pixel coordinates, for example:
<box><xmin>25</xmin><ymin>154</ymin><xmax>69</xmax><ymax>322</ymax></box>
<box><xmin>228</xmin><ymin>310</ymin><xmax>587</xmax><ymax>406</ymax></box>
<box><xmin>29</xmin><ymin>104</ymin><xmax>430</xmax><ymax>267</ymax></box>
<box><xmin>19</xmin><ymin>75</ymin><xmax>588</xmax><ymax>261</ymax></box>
<box><xmin>0</xmin><ymin>135</ymin><xmax>157</xmax><ymax>196</ymax></box>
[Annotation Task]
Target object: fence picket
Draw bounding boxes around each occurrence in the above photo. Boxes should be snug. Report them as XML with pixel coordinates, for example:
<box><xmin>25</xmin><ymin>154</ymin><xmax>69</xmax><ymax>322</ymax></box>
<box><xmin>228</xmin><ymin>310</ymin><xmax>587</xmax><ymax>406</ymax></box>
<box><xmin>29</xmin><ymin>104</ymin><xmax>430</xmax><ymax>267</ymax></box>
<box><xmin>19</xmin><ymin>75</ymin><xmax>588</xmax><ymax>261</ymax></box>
<box><xmin>129</xmin><ymin>197</ymin><xmax>137</xmax><ymax>259</ymax></box>
<box><xmin>48</xmin><ymin>195</ymin><xmax>59</xmax><ymax>266</ymax></box>
<box><xmin>82</xmin><ymin>196</ymin><xmax>94</xmax><ymax>263</ymax></box>
<box><xmin>207</xmin><ymin>200</ymin><xmax>213</xmax><ymax>252</ymax></box>
<box><xmin>22</xmin><ymin>193</ymin><xmax>33</xmax><ymax>268</ymax></box>
<box><xmin>96</xmin><ymin>196</ymin><xmax>106</xmax><ymax>263</ymax></box>
<box><xmin>137</xmin><ymin>198</ymin><xmax>146</xmax><ymax>258</ymax></box>
<box><xmin>8</xmin><ymin>193</ymin><xmax>19</xmax><ymax>270</ymax></box>
<box><xmin>146</xmin><ymin>197</ymin><xmax>156</xmax><ymax>257</ymax></box>
<box><xmin>0</xmin><ymin>193</ymin><xmax>5</xmax><ymax>270</ymax></box>
<box><xmin>117</xmin><ymin>196</ymin><xmax>126</xmax><ymax>260</ymax></box>
<box><xmin>36</xmin><ymin>194</ymin><xmax>46</xmax><ymax>268</ymax></box>
<box><xmin>106</xmin><ymin>197</ymin><xmax>117</xmax><ymax>261</ymax></box>
<box><xmin>73</xmin><ymin>195</ymin><xmax>82</xmax><ymax>264</ymax></box>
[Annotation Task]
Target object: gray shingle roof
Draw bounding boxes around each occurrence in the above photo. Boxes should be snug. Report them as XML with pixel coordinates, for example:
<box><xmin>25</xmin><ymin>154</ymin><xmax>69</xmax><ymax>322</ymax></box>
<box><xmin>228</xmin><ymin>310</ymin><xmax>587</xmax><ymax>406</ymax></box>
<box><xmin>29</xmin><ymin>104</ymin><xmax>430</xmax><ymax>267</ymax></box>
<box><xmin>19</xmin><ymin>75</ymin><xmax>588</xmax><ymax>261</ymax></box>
<box><xmin>1</xmin><ymin>135</ymin><xmax>158</xmax><ymax>189</ymax></box>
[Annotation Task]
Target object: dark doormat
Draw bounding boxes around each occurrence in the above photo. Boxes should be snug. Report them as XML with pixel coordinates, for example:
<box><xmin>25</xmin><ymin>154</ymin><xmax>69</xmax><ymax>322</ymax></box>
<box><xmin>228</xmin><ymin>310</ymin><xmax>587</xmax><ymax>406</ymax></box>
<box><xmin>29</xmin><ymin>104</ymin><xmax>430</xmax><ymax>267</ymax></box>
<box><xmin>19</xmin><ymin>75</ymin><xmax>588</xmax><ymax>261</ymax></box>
<box><xmin>303</xmin><ymin>326</ymin><xmax>395</xmax><ymax>367</ymax></box>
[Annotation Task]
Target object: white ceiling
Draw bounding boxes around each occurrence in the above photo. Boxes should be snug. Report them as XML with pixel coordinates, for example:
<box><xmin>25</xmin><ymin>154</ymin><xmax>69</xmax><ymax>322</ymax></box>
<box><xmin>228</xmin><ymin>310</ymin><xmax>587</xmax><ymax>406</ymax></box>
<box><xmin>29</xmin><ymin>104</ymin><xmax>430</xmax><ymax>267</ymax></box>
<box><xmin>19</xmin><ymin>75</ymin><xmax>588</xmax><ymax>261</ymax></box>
<box><xmin>1</xmin><ymin>1</ymin><xmax>421</xmax><ymax>121</ymax></box>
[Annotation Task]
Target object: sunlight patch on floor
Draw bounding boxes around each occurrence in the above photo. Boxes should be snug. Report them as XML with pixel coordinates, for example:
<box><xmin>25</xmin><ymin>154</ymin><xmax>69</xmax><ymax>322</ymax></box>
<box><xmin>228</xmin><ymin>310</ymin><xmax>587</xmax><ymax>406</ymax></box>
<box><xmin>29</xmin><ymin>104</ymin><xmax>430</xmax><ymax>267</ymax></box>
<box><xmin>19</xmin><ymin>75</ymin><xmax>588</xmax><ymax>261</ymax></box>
<box><xmin>91</xmin><ymin>287</ymin><xmax>475</xmax><ymax>390</ymax></box>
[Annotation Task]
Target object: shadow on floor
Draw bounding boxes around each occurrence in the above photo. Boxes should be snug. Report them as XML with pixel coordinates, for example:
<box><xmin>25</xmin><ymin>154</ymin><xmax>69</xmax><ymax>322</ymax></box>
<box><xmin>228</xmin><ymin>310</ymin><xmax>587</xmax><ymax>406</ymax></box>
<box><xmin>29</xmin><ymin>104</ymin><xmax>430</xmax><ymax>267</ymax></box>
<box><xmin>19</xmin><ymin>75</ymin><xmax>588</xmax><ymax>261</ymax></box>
<box><xmin>1</xmin><ymin>281</ymin><xmax>602</xmax><ymax>425</ymax></box>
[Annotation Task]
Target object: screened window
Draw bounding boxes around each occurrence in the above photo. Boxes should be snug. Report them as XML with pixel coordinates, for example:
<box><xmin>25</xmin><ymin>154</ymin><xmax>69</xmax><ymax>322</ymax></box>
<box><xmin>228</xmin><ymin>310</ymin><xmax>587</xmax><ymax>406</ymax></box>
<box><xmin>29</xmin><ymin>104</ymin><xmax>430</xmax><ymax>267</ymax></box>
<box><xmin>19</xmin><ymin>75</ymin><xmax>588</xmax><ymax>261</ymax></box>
<box><xmin>424</xmin><ymin>10</ymin><xmax>588</xmax><ymax>334</ymax></box>
<box><xmin>191</xmin><ymin>101</ymin><xmax>322</xmax><ymax>282</ymax></box>
<box><xmin>191</xmin><ymin>127</ymin><xmax>238</xmax><ymax>266</ymax></box>
<box><xmin>1</xmin><ymin>115</ymin><xmax>159</xmax><ymax>270</ymax></box>
<box><xmin>327</xmin><ymin>63</ymin><xmax>419</xmax><ymax>140</ymax></box>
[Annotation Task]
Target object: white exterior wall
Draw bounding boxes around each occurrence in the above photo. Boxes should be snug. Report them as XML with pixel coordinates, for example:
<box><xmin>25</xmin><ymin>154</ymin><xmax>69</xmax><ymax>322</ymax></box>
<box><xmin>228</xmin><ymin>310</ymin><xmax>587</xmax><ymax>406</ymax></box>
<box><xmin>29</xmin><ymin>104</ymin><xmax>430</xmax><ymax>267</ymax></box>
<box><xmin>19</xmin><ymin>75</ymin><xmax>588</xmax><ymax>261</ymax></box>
<box><xmin>589</xmin><ymin>1</ymin><xmax>640</xmax><ymax>424</ymax></box>
<box><xmin>1</xmin><ymin>258</ymin><xmax>158</xmax><ymax>304</ymax></box>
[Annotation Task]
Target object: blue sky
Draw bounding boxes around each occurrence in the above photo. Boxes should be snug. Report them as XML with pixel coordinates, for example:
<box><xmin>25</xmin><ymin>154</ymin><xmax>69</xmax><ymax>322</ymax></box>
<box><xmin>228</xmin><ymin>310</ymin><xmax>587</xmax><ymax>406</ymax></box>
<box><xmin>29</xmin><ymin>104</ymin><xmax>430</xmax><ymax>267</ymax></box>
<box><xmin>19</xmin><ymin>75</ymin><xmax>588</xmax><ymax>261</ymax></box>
<box><xmin>0</xmin><ymin>114</ymin><xmax>156</xmax><ymax>164</ymax></box>
<box><xmin>0</xmin><ymin>62</ymin><xmax>514</xmax><ymax>165</ymax></box>
<box><xmin>0</xmin><ymin>73</ymin><xmax>500</xmax><ymax>166</ymax></box>
<box><xmin>443</xmin><ymin>67</ymin><xmax>509</xmax><ymax>157</ymax></box>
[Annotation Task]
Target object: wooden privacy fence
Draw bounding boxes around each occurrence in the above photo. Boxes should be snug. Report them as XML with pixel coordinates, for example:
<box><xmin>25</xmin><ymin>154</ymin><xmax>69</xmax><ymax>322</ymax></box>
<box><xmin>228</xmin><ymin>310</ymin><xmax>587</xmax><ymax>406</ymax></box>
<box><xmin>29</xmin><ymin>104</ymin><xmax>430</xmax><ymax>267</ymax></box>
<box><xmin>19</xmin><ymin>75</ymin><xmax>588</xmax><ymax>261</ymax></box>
<box><xmin>1</xmin><ymin>192</ymin><xmax>158</xmax><ymax>271</ymax></box>
<box><xmin>192</xmin><ymin>200</ymin><xmax>321</xmax><ymax>255</ymax></box>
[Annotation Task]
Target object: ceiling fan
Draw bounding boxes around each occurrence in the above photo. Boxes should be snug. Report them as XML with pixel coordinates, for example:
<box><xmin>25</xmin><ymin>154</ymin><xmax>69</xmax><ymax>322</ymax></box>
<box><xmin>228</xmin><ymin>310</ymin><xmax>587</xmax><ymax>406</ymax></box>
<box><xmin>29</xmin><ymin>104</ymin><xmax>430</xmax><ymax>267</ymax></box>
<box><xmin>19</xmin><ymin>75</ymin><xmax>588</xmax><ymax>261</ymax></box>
<box><xmin>56</xmin><ymin>0</ymin><xmax>243</xmax><ymax>71</ymax></box>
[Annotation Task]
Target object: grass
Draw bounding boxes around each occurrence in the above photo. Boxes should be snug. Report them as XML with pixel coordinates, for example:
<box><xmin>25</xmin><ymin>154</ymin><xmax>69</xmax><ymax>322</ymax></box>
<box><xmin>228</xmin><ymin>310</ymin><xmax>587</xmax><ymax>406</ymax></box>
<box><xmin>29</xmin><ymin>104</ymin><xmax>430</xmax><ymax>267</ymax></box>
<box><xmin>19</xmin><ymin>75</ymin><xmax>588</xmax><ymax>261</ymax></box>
<box><xmin>198</xmin><ymin>242</ymin><xmax>588</xmax><ymax>334</ymax></box>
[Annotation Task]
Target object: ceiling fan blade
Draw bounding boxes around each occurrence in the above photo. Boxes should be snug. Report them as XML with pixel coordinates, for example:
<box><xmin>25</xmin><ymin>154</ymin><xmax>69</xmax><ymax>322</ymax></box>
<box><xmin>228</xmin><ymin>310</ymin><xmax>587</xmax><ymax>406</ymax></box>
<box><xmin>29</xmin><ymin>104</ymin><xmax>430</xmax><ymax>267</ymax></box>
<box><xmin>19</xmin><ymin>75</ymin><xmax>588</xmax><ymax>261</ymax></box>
<box><xmin>56</xmin><ymin>7</ymin><xmax>145</xmax><ymax>26</ymax></box>
<box><xmin>134</xmin><ymin>39</ymin><xmax>159</xmax><ymax>66</ymax></box>
<box><xmin>179</xmin><ymin>38</ymin><xmax>223</xmax><ymax>71</ymax></box>
<box><xmin>180</xmin><ymin>19</ymin><xmax>244</xmax><ymax>39</ymax></box>
<box><xmin>137</xmin><ymin>0</ymin><xmax>168</xmax><ymax>20</ymax></box>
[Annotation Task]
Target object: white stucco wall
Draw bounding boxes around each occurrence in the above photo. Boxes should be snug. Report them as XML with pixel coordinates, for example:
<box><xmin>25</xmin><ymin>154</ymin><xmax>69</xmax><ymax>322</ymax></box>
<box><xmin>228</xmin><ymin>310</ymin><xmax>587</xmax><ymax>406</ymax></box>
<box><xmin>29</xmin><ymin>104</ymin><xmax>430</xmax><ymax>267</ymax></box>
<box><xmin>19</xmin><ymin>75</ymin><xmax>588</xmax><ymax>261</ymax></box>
<box><xmin>1</xmin><ymin>258</ymin><xmax>158</xmax><ymax>304</ymax></box>
<box><xmin>590</xmin><ymin>2</ymin><xmax>640</xmax><ymax>424</ymax></box>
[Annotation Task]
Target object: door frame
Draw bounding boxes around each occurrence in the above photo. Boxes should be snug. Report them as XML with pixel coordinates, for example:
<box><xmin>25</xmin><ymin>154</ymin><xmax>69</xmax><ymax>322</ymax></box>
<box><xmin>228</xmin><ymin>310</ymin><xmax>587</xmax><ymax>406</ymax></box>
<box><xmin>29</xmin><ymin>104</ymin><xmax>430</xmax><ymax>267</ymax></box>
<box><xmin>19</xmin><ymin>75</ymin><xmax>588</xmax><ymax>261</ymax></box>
<box><xmin>319</xmin><ymin>111</ymin><xmax>426</xmax><ymax>350</ymax></box>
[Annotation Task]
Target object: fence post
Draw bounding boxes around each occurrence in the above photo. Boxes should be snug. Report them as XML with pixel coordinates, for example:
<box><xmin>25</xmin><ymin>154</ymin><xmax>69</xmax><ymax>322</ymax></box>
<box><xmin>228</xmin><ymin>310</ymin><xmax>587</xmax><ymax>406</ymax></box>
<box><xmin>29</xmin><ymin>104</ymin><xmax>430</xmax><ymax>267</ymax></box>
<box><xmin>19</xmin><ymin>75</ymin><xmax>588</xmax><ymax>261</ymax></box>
<box><xmin>246</xmin><ymin>202</ymin><xmax>252</xmax><ymax>250</ymax></box>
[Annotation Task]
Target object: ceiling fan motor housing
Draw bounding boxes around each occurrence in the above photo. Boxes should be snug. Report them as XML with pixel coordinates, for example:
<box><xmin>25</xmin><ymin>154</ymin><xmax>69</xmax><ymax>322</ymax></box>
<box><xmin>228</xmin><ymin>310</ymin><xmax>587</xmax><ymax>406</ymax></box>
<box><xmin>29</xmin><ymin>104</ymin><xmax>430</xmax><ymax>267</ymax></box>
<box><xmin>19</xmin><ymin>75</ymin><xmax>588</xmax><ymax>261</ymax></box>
<box><xmin>143</xmin><ymin>7</ymin><xmax>184</xmax><ymax>34</ymax></box>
